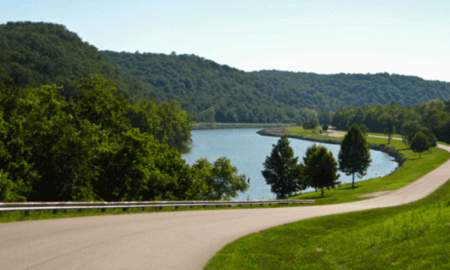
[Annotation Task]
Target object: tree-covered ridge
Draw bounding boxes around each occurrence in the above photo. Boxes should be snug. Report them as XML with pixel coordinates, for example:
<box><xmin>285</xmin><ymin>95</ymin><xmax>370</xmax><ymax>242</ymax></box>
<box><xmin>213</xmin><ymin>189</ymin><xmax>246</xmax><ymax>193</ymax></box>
<box><xmin>0</xmin><ymin>21</ymin><xmax>148</xmax><ymax>97</ymax></box>
<box><xmin>102</xmin><ymin>51</ymin><xmax>310</xmax><ymax>123</ymax></box>
<box><xmin>1</xmin><ymin>22</ymin><xmax>449</xmax><ymax>124</ymax></box>
<box><xmin>253</xmin><ymin>71</ymin><xmax>450</xmax><ymax>109</ymax></box>
<box><xmin>104</xmin><ymin>51</ymin><xmax>450</xmax><ymax>123</ymax></box>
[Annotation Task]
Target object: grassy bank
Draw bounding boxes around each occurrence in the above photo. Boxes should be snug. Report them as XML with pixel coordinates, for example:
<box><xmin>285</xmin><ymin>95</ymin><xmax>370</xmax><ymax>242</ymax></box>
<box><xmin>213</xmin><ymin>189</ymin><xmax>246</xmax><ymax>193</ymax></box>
<box><xmin>278</xmin><ymin>127</ymin><xmax>450</xmax><ymax>204</ymax></box>
<box><xmin>205</xmin><ymin>179</ymin><xmax>450</xmax><ymax>270</ymax></box>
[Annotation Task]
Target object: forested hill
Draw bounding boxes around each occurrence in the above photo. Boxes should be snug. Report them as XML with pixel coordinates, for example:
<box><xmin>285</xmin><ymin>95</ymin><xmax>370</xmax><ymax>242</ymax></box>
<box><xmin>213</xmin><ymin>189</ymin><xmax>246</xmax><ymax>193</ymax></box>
<box><xmin>104</xmin><ymin>51</ymin><xmax>450</xmax><ymax>122</ymax></box>
<box><xmin>0</xmin><ymin>22</ymin><xmax>148</xmax><ymax>97</ymax></box>
<box><xmin>252</xmin><ymin>71</ymin><xmax>450</xmax><ymax>110</ymax></box>
<box><xmin>102</xmin><ymin>51</ymin><xmax>311</xmax><ymax>123</ymax></box>
<box><xmin>1</xmin><ymin>22</ymin><xmax>449</xmax><ymax>123</ymax></box>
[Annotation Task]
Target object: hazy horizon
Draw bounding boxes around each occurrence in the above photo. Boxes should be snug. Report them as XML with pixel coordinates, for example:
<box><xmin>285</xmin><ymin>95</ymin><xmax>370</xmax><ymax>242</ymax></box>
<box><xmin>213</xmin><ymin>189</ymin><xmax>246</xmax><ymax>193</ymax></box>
<box><xmin>2</xmin><ymin>0</ymin><xmax>450</xmax><ymax>82</ymax></box>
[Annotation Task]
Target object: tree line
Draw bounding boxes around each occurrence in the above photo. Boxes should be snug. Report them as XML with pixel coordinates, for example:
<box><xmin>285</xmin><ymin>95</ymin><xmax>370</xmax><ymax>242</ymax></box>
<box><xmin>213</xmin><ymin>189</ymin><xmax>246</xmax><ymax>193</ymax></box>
<box><xmin>332</xmin><ymin>100</ymin><xmax>450</xmax><ymax>144</ymax></box>
<box><xmin>2</xmin><ymin>22</ymin><xmax>449</xmax><ymax>125</ymax></box>
<box><xmin>263</xmin><ymin>122</ymin><xmax>437</xmax><ymax>199</ymax></box>
<box><xmin>0</xmin><ymin>76</ymin><xmax>248</xmax><ymax>201</ymax></box>
<box><xmin>263</xmin><ymin>125</ymin><xmax>372</xmax><ymax>198</ymax></box>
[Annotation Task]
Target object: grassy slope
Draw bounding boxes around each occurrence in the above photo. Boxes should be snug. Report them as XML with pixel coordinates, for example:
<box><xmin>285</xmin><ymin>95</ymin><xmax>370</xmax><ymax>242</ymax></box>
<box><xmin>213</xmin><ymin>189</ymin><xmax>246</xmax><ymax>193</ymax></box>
<box><xmin>287</xmin><ymin>127</ymin><xmax>450</xmax><ymax>204</ymax></box>
<box><xmin>205</xmin><ymin>179</ymin><xmax>450</xmax><ymax>270</ymax></box>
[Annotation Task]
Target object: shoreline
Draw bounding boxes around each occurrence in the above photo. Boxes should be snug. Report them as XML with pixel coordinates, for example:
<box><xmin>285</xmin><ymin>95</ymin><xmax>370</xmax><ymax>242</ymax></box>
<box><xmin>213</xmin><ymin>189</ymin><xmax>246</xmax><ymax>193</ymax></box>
<box><xmin>257</xmin><ymin>127</ymin><xmax>404</xmax><ymax>185</ymax></box>
<box><xmin>257</xmin><ymin>127</ymin><xmax>404</xmax><ymax>164</ymax></box>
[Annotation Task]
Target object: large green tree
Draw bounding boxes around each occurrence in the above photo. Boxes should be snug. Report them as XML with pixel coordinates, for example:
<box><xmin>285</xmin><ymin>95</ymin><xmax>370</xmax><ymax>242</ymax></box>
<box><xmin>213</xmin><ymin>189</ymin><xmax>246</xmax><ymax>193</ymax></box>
<box><xmin>262</xmin><ymin>136</ymin><xmax>305</xmax><ymax>199</ymax></box>
<box><xmin>0</xmin><ymin>76</ymin><xmax>244</xmax><ymax>202</ymax></box>
<box><xmin>338</xmin><ymin>124</ymin><xmax>372</xmax><ymax>188</ymax></box>
<box><xmin>303</xmin><ymin>145</ymin><xmax>339</xmax><ymax>197</ymax></box>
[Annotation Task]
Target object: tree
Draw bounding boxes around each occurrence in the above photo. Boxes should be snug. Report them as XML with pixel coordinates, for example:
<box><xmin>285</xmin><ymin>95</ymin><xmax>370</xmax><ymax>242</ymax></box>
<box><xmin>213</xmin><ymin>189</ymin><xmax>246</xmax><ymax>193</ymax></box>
<box><xmin>303</xmin><ymin>117</ymin><xmax>319</xmax><ymax>129</ymax></box>
<box><xmin>190</xmin><ymin>157</ymin><xmax>248</xmax><ymax>200</ymax></box>
<box><xmin>209</xmin><ymin>158</ymin><xmax>249</xmax><ymax>200</ymax></box>
<box><xmin>338</xmin><ymin>124</ymin><xmax>372</xmax><ymax>188</ymax></box>
<box><xmin>402</xmin><ymin>121</ymin><xmax>436</xmax><ymax>147</ymax></box>
<box><xmin>0</xmin><ymin>171</ymin><xmax>23</xmax><ymax>202</ymax></box>
<box><xmin>322</xmin><ymin>124</ymin><xmax>329</xmax><ymax>133</ymax></box>
<box><xmin>381</xmin><ymin>114</ymin><xmax>395</xmax><ymax>144</ymax></box>
<box><xmin>303</xmin><ymin>145</ymin><xmax>339</xmax><ymax>197</ymax></box>
<box><xmin>0</xmin><ymin>77</ymin><xmax>244</xmax><ymax>202</ymax></box>
<box><xmin>409</xmin><ymin>131</ymin><xmax>430</xmax><ymax>158</ymax></box>
<box><xmin>262</xmin><ymin>136</ymin><xmax>305</xmax><ymax>199</ymax></box>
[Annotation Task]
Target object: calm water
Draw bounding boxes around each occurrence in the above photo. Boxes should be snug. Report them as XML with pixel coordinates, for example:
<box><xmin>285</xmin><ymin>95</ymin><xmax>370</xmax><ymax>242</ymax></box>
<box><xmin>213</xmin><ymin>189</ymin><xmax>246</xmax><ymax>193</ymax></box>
<box><xmin>183</xmin><ymin>128</ymin><xmax>398</xmax><ymax>200</ymax></box>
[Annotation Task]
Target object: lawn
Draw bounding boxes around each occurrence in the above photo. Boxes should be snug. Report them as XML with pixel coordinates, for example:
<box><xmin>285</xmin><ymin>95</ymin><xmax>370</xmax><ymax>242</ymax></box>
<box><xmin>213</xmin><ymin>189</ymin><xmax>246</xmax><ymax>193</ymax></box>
<box><xmin>285</xmin><ymin>127</ymin><xmax>450</xmax><ymax>204</ymax></box>
<box><xmin>205</xmin><ymin>179</ymin><xmax>450</xmax><ymax>270</ymax></box>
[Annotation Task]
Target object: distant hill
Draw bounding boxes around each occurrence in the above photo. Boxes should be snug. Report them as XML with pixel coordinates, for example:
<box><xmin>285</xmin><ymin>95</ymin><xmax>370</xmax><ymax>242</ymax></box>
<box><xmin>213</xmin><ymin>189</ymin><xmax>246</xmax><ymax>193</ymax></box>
<box><xmin>103</xmin><ymin>51</ymin><xmax>450</xmax><ymax>122</ymax></box>
<box><xmin>1</xmin><ymin>22</ymin><xmax>449</xmax><ymax>123</ymax></box>
<box><xmin>0</xmin><ymin>22</ymin><xmax>148</xmax><ymax>97</ymax></box>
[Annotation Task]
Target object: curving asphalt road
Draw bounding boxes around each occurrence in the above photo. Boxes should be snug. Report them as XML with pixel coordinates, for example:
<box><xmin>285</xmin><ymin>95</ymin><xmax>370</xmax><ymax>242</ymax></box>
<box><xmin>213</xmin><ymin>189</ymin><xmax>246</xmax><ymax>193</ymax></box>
<box><xmin>1</xmin><ymin>144</ymin><xmax>449</xmax><ymax>270</ymax></box>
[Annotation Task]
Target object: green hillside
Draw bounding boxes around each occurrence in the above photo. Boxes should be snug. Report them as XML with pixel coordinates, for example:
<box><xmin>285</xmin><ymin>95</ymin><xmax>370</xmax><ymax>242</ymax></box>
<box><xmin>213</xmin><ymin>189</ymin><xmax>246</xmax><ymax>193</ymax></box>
<box><xmin>0</xmin><ymin>22</ymin><xmax>148</xmax><ymax>97</ymax></box>
<box><xmin>104</xmin><ymin>51</ymin><xmax>450</xmax><ymax>122</ymax></box>
<box><xmin>1</xmin><ymin>22</ymin><xmax>449</xmax><ymax>123</ymax></box>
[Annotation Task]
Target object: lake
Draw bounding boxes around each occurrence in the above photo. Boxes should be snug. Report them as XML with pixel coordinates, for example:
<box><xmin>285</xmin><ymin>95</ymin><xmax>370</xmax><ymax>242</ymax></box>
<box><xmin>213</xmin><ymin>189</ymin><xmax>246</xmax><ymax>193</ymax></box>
<box><xmin>183</xmin><ymin>128</ymin><xmax>398</xmax><ymax>200</ymax></box>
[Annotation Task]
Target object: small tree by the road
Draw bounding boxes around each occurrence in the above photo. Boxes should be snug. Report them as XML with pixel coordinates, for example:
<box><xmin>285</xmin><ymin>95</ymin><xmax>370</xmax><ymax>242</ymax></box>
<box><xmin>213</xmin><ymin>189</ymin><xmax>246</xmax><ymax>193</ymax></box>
<box><xmin>338</xmin><ymin>124</ymin><xmax>371</xmax><ymax>188</ymax></box>
<box><xmin>191</xmin><ymin>157</ymin><xmax>249</xmax><ymax>200</ymax></box>
<box><xmin>402</xmin><ymin>121</ymin><xmax>437</xmax><ymax>147</ymax></box>
<box><xmin>303</xmin><ymin>145</ymin><xmax>339</xmax><ymax>197</ymax></box>
<box><xmin>322</xmin><ymin>124</ymin><xmax>329</xmax><ymax>133</ymax></box>
<box><xmin>409</xmin><ymin>131</ymin><xmax>430</xmax><ymax>158</ymax></box>
<box><xmin>262</xmin><ymin>136</ymin><xmax>305</xmax><ymax>199</ymax></box>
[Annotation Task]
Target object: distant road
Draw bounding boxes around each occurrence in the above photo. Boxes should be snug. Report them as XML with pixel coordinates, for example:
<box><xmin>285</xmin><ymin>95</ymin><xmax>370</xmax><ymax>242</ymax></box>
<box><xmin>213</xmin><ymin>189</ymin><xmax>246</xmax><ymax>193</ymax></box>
<box><xmin>327</xmin><ymin>129</ymin><xmax>403</xmax><ymax>141</ymax></box>
<box><xmin>1</xmin><ymin>144</ymin><xmax>449</xmax><ymax>270</ymax></box>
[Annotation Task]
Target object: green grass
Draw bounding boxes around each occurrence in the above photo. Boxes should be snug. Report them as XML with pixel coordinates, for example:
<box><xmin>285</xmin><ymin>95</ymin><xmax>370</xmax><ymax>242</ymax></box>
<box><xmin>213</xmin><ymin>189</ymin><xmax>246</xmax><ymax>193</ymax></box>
<box><xmin>285</xmin><ymin>126</ymin><xmax>343</xmax><ymax>143</ymax></box>
<box><xmin>285</xmin><ymin>127</ymin><xmax>450</xmax><ymax>204</ymax></box>
<box><xmin>205</xmin><ymin>180</ymin><xmax>450</xmax><ymax>270</ymax></box>
<box><xmin>286</xmin><ymin>126</ymin><xmax>404</xmax><ymax>144</ymax></box>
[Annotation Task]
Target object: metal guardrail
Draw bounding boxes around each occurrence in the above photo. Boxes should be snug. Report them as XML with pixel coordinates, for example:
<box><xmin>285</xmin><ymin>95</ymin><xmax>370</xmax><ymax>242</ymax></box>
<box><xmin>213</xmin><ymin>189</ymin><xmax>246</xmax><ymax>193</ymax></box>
<box><xmin>0</xmin><ymin>199</ymin><xmax>315</xmax><ymax>212</ymax></box>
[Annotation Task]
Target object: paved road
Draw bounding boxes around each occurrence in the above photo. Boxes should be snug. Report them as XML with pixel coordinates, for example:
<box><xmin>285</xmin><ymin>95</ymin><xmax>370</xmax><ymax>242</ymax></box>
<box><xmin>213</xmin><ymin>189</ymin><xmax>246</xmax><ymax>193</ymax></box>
<box><xmin>1</xmin><ymin>144</ymin><xmax>449</xmax><ymax>270</ymax></box>
<box><xmin>326</xmin><ymin>130</ymin><xmax>403</xmax><ymax>141</ymax></box>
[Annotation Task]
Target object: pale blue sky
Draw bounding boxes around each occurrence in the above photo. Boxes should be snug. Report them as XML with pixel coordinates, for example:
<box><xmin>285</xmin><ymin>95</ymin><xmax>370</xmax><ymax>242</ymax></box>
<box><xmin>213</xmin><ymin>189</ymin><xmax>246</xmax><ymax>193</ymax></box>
<box><xmin>2</xmin><ymin>0</ymin><xmax>450</xmax><ymax>81</ymax></box>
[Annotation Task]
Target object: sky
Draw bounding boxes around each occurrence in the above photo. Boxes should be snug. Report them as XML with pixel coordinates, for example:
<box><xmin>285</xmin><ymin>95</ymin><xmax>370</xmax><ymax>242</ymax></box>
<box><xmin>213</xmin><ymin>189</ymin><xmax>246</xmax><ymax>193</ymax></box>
<box><xmin>2</xmin><ymin>0</ymin><xmax>450</xmax><ymax>81</ymax></box>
